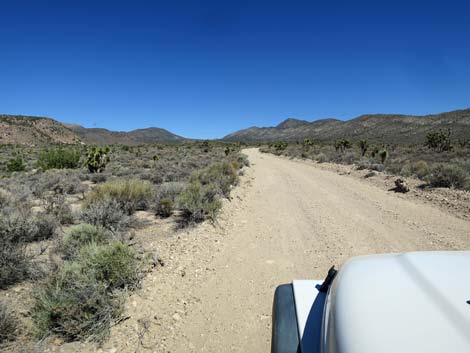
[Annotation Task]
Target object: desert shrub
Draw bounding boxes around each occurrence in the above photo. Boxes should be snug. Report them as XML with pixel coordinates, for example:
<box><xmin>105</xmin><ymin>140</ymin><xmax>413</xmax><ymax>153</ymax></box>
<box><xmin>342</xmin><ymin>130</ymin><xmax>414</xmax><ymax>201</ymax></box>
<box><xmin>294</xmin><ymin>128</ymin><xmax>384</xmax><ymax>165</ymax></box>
<box><xmin>6</xmin><ymin>156</ymin><xmax>26</xmax><ymax>172</ymax></box>
<box><xmin>425</xmin><ymin>164</ymin><xmax>469</xmax><ymax>189</ymax></box>
<box><xmin>38</xmin><ymin>148</ymin><xmax>81</xmax><ymax>170</ymax></box>
<box><xmin>0</xmin><ymin>301</ymin><xmax>17</xmax><ymax>344</ymax></box>
<box><xmin>84</xmin><ymin>179</ymin><xmax>154</xmax><ymax>215</ymax></box>
<box><xmin>0</xmin><ymin>236</ymin><xmax>30</xmax><ymax>288</ymax></box>
<box><xmin>81</xmin><ymin>197</ymin><xmax>131</xmax><ymax>233</ymax></box>
<box><xmin>90</xmin><ymin>173</ymin><xmax>108</xmax><ymax>184</ymax></box>
<box><xmin>414</xmin><ymin>160</ymin><xmax>429</xmax><ymax>179</ymax></box>
<box><xmin>237</xmin><ymin>154</ymin><xmax>250</xmax><ymax>167</ymax></box>
<box><xmin>153</xmin><ymin>182</ymin><xmax>186</xmax><ymax>217</ymax></box>
<box><xmin>0</xmin><ymin>189</ymin><xmax>12</xmax><ymax>210</ymax></box>
<box><xmin>78</xmin><ymin>242</ymin><xmax>140</xmax><ymax>291</ymax></box>
<box><xmin>357</xmin><ymin>159</ymin><xmax>385</xmax><ymax>172</ymax></box>
<box><xmin>179</xmin><ymin>181</ymin><xmax>221</xmax><ymax>223</ymax></box>
<box><xmin>190</xmin><ymin>162</ymin><xmax>238</xmax><ymax>198</ymax></box>
<box><xmin>41</xmin><ymin>194</ymin><xmax>75</xmax><ymax>225</ymax></box>
<box><xmin>340</xmin><ymin>151</ymin><xmax>359</xmax><ymax>165</ymax></box>
<box><xmin>155</xmin><ymin>198</ymin><xmax>173</xmax><ymax>217</ymax></box>
<box><xmin>272</xmin><ymin>141</ymin><xmax>288</xmax><ymax>151</ymax></box>
<box><xmin>315</xmin><ymin>153</ymin><xmax>327</xmax><ymax>163</ymax></box>
<box><xmin>58</xmin><ymin>224</ymin><xmax>110</xmax><ymax>260</ymax></box>
<box><xmin>35</xmin><ymin>170</ymin><xmax>87</xmax><ymax>196</ymax></box>
<box><xmin>0</xmin><ymin>210</ymin><xmax>58</xmax><ymax>243</ymax></box>
<box><xmin>32</xmin><ymin>261</ymin><xmax>122</xmax><ymax>342</ymax></box>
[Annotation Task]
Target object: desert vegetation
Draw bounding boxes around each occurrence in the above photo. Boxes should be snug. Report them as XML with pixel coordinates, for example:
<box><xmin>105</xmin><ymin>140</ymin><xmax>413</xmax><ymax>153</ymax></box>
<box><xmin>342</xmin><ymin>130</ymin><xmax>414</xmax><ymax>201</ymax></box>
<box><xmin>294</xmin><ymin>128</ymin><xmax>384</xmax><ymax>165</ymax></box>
<box><xmin>260</xmin><ymin>130</ymin><xmax>470</xmax><ymax>191</ymax></box>
<box><xmin>0</xmin><ymin>142</ymin><xmax>247</xmax><ymax>350</ymax></box>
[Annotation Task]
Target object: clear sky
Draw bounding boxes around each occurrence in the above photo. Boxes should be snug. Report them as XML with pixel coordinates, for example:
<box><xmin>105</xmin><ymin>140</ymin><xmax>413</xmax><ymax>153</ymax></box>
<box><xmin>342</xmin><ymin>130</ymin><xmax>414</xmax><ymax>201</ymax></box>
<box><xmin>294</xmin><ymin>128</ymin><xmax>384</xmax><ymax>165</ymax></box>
<box><xmin>1</xmin><ymin>1</ymin><xmax>469</xmax><ymax>138</ymax></box>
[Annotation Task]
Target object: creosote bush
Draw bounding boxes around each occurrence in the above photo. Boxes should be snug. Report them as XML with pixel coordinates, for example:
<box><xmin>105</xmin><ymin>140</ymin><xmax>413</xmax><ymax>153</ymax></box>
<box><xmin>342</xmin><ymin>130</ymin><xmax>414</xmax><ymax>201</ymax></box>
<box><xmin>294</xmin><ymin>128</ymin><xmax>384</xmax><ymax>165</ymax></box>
<box><xmin>32</xmin><ymin>261</ymin><xmax>122</xmax><ymax>342</ymax></box>
<box><xmin>7</xmin><ymin>156</ymin><xmax>26</xmax><ymax>172</ymax></box>
<box><xmin>0</xmin><ymin>301</ymin><xmax>17</xmax><ymax>344</ymax></box>
<box><xmin>190</xmin><ymin>161</ymin><xmax>239</xmax><ymax>198</ymax></box>
<box><xmin>425</xmin><ymin>164</ymin><xmax>469</xmax><ymax>189</ymax></box>
<box><xmin>84</xmin><ymin>179</ymin><xmax>154</xmax><ymax>215</ymax></box>
<box><xmin>81</xmin><ymin>197</ymin><xmax>131</xmax><ymax>232</ymax></box>
<box><xmin>0</xmin><ymin>210</ymin><xmax>58</xmax><ymax>243</ymax></box>
<box><xmin>38</xmin><ymin>148</ymin><xmax>81</xmax><ymax>170</ymax></box>
<box><xmin>179</xmin><ymin>181</ymin><xmax>221</xmax><ymax>223</ymax></box>
<box><xmin>0</xmin><ymin>236</ymin><xmax>30</xmax><ymax>289</ymax></box>
<box><xmin>78</xmin><ymin>242</ymin><xmax>141</xmax><ymax>291</ymax></box>
<box><xmin>33</xmin><ymin>241</ymin><xmax>140</xmax><ymax>342</ymax></box>
<box><xmin>58</xmin><ymin>224</ymin><xmax>110</xmax><ymax>260</ymax></box>
<box><xmin>152</xmin><ymin>182</ymin><xmax>186</xmax><ymax>218</ymax></box>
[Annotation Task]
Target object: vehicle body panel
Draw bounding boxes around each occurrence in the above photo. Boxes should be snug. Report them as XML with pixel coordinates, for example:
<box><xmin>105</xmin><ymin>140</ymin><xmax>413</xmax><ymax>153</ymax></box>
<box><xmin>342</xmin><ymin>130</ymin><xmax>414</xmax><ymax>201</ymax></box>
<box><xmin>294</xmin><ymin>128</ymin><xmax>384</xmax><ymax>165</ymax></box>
<box><xmin>290</xmin><ymin>251</ymin><xmax>470</xmax><ymax>353</ymax></box>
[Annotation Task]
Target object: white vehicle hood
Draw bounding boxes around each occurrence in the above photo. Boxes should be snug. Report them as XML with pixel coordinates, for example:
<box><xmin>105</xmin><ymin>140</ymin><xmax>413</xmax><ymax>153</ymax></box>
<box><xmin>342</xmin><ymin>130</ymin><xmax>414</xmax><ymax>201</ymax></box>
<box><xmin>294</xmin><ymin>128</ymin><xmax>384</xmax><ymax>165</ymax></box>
<box><xmin>322</xmin><ymin>251</ymin><xmax>470</xmax><ymax>353</ymax></box>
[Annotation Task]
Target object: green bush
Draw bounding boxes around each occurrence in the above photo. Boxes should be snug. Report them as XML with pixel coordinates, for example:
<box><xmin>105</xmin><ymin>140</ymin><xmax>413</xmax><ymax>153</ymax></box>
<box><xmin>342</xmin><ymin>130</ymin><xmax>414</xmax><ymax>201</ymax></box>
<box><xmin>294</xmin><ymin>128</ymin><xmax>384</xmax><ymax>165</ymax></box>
<box><xmin>0</xmin><ymin>301</ymin><xmax>17</xmax><ymax>344</ymax></box>
<box><xmin>33</xmin><ymin>241</ymin><xmax>140</xmax><ymax>342</ymax></box>
<box><xmin>190</xmin><ymin>162</ymin><xmax>238</xmax><ymax>198</ymax></box>
<box><xmin>155</xmin><ymin>198</ymin><xmax>174</xmax><ymax>217</ymax></box>
<box><xmin>78</xmin><ymin>242</ymin><xmax>140</xmax><ymax>291</ymax></box>
<box><xmin>81</xmin><ymin>197</ymin><xmax>131</xmax><ymax>232</ymax></box>
<box><xmin>58</xmin><ymin>224</ymin><xmax>110</xmax><ymax>260</ymax></box>
<box><xmin>84</xmin><ymin>179</ymin><xmax>154</xmax><ymax>215</ymax></box>
<box><xmin>38</xmin><ymin>148</ymin><xmax>81</xmax><ymax>170</ymax></box>
<box><xmin>32</xmin><ymin>261</ymin><xmax>122</xmax><ymax>342</ymax></box>
<box><xmin>6</xmin><ymin>156</ymin><xmax>26</xmax><ymax>172</ymax></box>
<box><xmin>425</xmin><ymin>164</ymin><xmax>469</xmax><ymax>189</ymax></box>
<box><xmin>179</xmin><ymin>181</ymin><xmax>221</xmax><ymax>223</ymax></box>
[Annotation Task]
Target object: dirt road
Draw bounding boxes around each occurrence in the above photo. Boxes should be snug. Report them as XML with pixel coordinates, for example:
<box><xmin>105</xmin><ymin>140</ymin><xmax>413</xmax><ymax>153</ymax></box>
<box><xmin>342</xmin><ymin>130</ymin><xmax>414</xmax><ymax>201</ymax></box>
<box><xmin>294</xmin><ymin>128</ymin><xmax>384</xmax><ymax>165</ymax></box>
<box><xmin>162</xmin><ymin>148</ymin><xmax>470</xmax><ymax>352</ymax></box>
<box><xmin>76</xmin><ymin>148</ymin><xmax>469</xmax><ymax>353</ymax></box>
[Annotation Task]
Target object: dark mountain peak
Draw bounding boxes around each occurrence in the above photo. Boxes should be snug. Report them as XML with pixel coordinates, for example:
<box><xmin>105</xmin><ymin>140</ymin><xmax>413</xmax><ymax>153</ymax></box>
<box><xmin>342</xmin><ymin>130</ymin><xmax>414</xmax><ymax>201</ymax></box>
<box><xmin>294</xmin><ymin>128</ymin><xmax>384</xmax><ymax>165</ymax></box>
<box><xmin>276</xmin><ymin>118</ymin><xmax>310</xmax><ymax>129</ymax></box>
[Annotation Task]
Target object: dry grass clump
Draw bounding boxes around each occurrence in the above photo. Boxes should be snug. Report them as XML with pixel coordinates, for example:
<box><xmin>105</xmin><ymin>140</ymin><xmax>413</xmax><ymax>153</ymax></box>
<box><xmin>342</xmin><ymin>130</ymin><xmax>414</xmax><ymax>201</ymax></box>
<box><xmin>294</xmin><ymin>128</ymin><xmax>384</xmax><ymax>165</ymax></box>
<box><xmin>84</xmin><ymin>179</ymin><xmax>154</xmax><ymax>215</ymax></box>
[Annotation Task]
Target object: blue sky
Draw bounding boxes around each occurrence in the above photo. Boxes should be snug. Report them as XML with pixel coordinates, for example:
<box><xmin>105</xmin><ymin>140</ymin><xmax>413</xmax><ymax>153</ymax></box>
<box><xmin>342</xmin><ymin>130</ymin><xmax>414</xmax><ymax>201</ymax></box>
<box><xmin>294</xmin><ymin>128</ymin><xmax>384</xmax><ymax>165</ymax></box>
<box><xmin>1</xmin><ymin>1</ymin><xmax>469</xmax><ymax>138</ymax></box>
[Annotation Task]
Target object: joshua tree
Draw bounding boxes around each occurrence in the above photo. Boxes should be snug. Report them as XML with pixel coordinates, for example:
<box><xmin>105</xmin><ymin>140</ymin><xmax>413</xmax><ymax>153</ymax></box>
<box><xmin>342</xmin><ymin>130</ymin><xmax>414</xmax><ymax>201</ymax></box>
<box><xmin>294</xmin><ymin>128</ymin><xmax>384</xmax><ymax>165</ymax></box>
<box><xmin>358</xmin><ymin>139</ymin><xmax>369</xmax><ymax>156</ymax></box>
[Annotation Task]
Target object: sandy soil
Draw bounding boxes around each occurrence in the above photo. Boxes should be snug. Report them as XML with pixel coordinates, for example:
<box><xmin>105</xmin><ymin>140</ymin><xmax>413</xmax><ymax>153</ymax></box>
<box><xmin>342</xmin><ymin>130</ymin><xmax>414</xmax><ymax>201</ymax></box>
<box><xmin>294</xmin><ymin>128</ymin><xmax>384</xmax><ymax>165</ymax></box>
<box><xmin>44</xmin><ymin>148</ymin><xmax>470</xmax><ymax>353</ymax></box>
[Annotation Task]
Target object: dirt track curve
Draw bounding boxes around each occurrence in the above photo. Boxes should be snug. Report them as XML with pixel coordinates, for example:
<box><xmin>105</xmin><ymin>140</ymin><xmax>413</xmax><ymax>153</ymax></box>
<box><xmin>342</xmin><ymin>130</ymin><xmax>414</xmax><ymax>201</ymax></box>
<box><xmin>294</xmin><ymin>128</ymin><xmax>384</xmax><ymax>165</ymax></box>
<box><xmin>69</xmin><ymin>148</ymin><xmax>470</xmax><ymax>353</ymax></box>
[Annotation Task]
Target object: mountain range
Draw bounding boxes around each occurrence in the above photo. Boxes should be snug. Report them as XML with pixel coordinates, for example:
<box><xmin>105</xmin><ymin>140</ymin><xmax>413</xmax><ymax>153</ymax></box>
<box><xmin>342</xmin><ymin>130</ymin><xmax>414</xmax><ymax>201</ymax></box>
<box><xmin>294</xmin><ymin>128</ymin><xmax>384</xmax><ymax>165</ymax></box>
<box><xmin>1</xmin><ymin>109</ymin><xmax>469</xmax><ymax>146</ymax></box>
<box><xmin>223</xmin><ymin>109</ymin><xmax>470</xmax><ymax>143</ymax></box>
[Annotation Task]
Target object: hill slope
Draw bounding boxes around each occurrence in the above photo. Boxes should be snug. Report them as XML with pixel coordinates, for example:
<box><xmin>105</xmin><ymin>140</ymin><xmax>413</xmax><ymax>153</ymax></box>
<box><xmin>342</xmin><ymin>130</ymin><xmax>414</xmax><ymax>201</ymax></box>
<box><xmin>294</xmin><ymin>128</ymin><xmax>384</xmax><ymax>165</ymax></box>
<box><xmin>0</xmin><ymin>115</ymin><xmax>80</xmax><ymax>145</ymax></box>
<box><xmin>66</xmin><ymin>124</ymin><xmax>186</xmax><ymax>145</ymax></box>
<box><xmin>0</xmin><ymin>114</ymin><xmax>187</xmax><ymax>145</ymax></box>
<box><xmin>223</xmin><ymin>109</ymin><xmax>470</xmax><ymax>143</ymax></box>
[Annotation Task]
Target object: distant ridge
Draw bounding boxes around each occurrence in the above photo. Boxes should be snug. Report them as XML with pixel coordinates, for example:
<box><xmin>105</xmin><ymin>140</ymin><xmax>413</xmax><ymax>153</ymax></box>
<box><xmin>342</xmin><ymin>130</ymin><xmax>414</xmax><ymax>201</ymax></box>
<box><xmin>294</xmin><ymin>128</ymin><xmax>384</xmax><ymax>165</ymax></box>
<box><xmin>66</xmin><ymin>124</ymin><xmax>186</xmax><ymax>145</ymax></box>
<box><xmin>223</xmin><ymin>109</ymin><xmax>470</xmax><ymax>143</ymax></box>
<box><xmin>0</xmin><ymin>115</ymin><xmax>186</xmax><ymax>146</ymax></box>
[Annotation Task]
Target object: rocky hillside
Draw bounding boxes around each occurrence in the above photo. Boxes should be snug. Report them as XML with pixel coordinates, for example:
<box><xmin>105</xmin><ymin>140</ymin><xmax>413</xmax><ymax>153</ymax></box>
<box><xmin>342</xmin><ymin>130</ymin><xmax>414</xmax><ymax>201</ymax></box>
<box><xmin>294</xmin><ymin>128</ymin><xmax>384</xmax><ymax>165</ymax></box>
<box><xmin>0</xmin><ymin>115</ymin><xmax>187</xmax><ymax>146</ymax></box>
<box><xmin>224</xmin><ymin>109</ymin><xmax>470</xmax><ymax>143</ymax></box>
<box><xmin>66</xmin><ymin>124</ymin><xmax>186</xmax><ymax>145</ymax></box>
<box><xmin>0</xmin><ymin>115</ymin><xmax>80</xmax><ymax>145</ymax></box>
